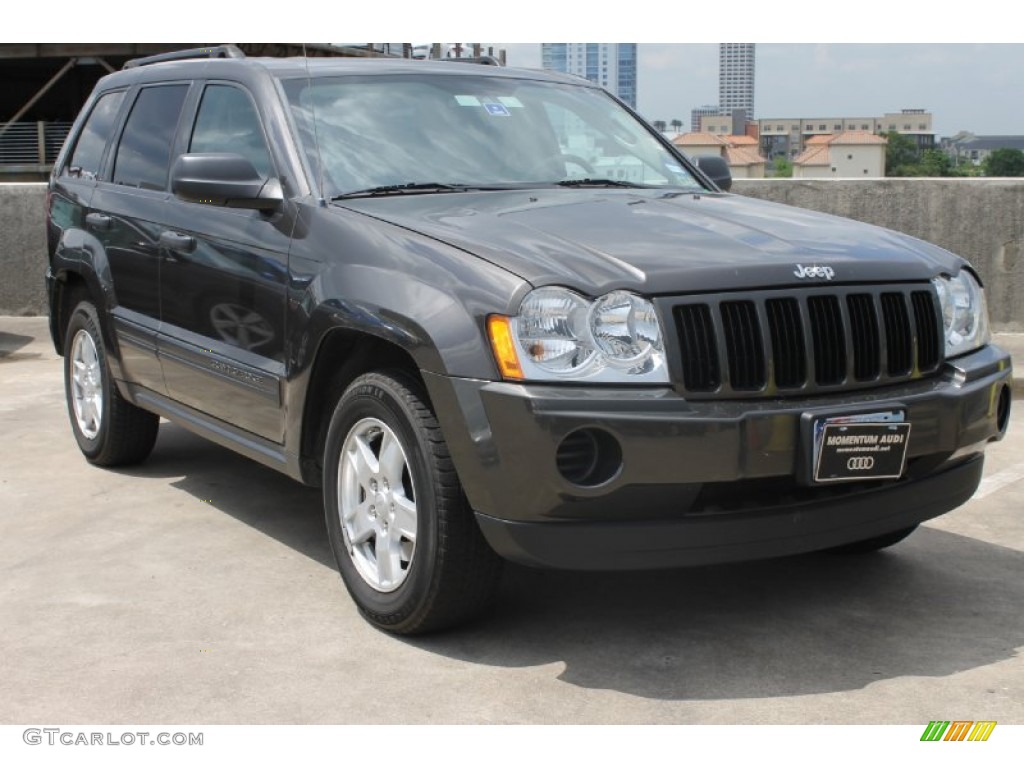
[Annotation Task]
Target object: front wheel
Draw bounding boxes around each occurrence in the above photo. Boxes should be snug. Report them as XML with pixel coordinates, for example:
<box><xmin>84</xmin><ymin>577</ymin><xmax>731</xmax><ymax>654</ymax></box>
<box><xmin>323</xmin><ymin>370</ymin><xmax>502</xmax><ymax>634</ymax></box>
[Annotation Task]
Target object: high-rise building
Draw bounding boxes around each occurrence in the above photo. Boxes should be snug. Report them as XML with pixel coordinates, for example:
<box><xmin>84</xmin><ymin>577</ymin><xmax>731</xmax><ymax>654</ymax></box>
<box><xmin>719</xmin><ymin>43</ymin><xmax>755</xmax><ymax>123</ymax></box>
<box><xmin>541</xmin><ymin>43</ymin><xmax>637</xmax><ymax>109</ymax></box>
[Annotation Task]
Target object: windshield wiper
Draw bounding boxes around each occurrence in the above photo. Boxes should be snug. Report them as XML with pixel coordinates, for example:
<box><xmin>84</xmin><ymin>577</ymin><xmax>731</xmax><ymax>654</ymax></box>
<box><xmin>332</xmin><ymin>182</ymin><xmax>473</xmax><ymax>200</ymax></box>
<box><xmin>553</xmin><ymin>178</ymin><xmax>652</xmax><ymax>189</ymax></box>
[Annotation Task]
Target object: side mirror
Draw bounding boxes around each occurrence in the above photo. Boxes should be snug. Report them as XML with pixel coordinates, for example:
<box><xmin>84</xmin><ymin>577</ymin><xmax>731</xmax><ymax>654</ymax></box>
<box><xmin>171</xmin><ymin>153</ymin><xmax>283</xmax><ymax>211</ymax></box>
<box><xmin>693</xmin><ymin>155</ymin><xmax>732</xmax><ymax>192</ymax></box>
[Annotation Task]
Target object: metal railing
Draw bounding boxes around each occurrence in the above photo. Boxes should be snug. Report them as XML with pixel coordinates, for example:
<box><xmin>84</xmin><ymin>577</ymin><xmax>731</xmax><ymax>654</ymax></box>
<box><xmin>0</xmin><ymin>121</ymin><xmax>72</xmax><ymax>172</ymax></box>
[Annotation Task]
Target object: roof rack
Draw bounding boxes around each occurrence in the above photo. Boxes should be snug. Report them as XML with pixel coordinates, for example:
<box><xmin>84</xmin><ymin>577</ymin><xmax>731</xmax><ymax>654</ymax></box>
<box><xmin>440</xmin><ymin>55</ymin><xmax>502</xmax><ymax>67</ymax></box>
<box><xmin>123</xmin><ymin>45</ymin><xmax>245</xmax><ymax>70</ymax></box>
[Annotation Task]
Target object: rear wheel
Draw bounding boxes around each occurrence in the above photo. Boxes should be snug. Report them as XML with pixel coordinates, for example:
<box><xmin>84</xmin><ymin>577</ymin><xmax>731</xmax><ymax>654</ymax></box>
<box><xmin>63</xmin><ymin>300</ymin><xmax>159</xmax><ymax>466</ymax></box>
<box><xmin>323</xmin><ymin>370</ymin><xmax>502</xmax><ymax>634</ymax></box>
<box><xmin>829</xmin><ymin>525</ymin><xmax>918</xmax><ymax>554</ymax></box>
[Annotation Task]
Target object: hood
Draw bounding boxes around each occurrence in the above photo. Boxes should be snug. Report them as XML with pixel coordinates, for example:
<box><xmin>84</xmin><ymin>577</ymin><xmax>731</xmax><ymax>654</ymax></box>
<box><xmin>337</xmin><ymin>189</ymin><xmax>965</xmax><ymax>296</ymax></box>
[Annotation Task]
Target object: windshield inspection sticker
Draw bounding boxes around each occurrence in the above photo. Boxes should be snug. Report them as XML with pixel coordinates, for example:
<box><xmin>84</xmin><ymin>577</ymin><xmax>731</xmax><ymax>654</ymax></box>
<box><xmin>498</xmin><ymin>96</ymin><xmax>524</xmax><ymax>108</ymax></box>
<box><xmin>484</xmin><ymin>102</ymin><xmax>511</xmax><ymax>116</ymax></box>
<box><xmin>665</xmin><ymin>162</ymin><xmax>685</xmax><ymax>174</ymax></box>
<box><xmin>454</xmin><ymin>95</ymin><xmax>481</xmax><ymax>107</ymax></box>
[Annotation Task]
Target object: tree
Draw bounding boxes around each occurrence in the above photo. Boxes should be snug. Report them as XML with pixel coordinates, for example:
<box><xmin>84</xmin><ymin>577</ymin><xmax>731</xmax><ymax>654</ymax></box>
<box><xmin>917</xmin><ymin>149</ymin><xmax>953</xmax><ymax>177</ymax></box>
<box><xmin>652</xmin><ymin>120</ymin><xmax>667</xmax><ymax>133</ymax></box>
<box><xmin>950</xmin><ymin>162</ymin><xmax>983</xmax><ymax>178</ymax></box>
<box><xmin>773</xmin><ymin>157</ymin><xmax>793</xmax><ymax>178</ymax></box>
<box><xmin>670</xmin><ymin>119</ymin><xmax>683</xmax><ymax>134</ymax></box>
<box><xmin>883</xmin><ymin>131</ymin><xmax>918</xmax><ymax>176</ymax></box>
<box><xmin>983</xmin><ymin>148</ymin><xmax>1024</xmax><ymax>177</ymax></box>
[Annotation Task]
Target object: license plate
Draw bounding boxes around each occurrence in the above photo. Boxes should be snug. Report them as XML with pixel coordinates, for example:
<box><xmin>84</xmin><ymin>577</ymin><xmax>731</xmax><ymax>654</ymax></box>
<box><xmin>813</xmin><ymin>411</ymin><xmax>911</xmax><ymax>483</ymax></box>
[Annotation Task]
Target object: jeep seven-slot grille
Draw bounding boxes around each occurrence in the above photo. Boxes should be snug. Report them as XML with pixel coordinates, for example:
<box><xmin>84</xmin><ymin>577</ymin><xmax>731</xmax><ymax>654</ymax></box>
<box><xmin>719</xmin><ymin>301</ymin><xmax>765</xmax><ymax>390</ymax></box>
<box><xmin>671</xmin><ymin>285</ymin><xmax>942</xmax><ymax>398</ymax></box>
<box><xmin>676</xmin><ymin>304</ymin><xmax>720</xmax><ymax>391</ymax></box>
<box><xmin>807</xmin><ymin>295</ymin><xmax>846</xmax><ymax>385</ymax></box>
<box><xmin>847</xmin><ymin>294</ymin><xmax>881</xmax><ymax>381</ymax></box>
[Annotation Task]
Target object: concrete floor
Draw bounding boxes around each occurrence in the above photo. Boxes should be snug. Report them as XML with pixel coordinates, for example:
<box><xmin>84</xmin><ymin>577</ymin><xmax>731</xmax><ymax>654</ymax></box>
<box><xmin>1</xmin><ymin>316</ymin><xmax>1022</xmax><ymax>724</ymax></box>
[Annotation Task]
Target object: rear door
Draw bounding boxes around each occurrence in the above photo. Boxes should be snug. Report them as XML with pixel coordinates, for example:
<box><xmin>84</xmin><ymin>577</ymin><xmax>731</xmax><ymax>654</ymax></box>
<box><xmin>89</xmin><ymin>82</ymin><xmax>192</xmax><ymax>394</ymax></box>
<box><xmin>50</xmin><ymin>89</ymin><xmax>126</xmax><ymax>245</ymax></box>
<box><xmin>156</xmin><ymin>81</ymin><xmax>290</xmax><ymax>443</ymax></box>
<box><xmin>48</xmin><ymin>89</ymin><xmax>127</xmax><ymax>338</ymax></box>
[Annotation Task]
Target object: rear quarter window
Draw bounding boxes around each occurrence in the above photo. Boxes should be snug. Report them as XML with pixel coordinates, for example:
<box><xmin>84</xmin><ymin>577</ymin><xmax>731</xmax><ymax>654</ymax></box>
<box><xmin>64</xmin><ymin>91</ymin><xmax>126</xmax><ymax>180</ymax></box>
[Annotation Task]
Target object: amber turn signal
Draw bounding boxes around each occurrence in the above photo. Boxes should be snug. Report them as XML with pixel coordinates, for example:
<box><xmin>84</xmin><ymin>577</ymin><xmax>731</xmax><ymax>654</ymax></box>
<box><xmin>486</xmin><ymin>315</ymin><xmax>524</xmax><ymax>380</ymax></box>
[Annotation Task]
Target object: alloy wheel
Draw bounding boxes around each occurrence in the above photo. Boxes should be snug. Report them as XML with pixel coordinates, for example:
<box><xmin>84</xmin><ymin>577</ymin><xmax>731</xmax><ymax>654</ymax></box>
<box><xmin>337</xmin><ymin>417</ymin><xmax>418</xmax><ymax>592</ymax></box>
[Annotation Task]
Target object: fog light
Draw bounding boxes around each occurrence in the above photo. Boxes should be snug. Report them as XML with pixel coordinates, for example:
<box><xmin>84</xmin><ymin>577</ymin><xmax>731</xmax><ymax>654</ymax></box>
<box><xmin>996</xmin><ymin>384</ymin><xmax>1011</xmax><ymax>436</ymax></box>
<box><xmin>555</xmin><ymin>428</ymin><xmax>622</xmax><ymax>487</ymax></box>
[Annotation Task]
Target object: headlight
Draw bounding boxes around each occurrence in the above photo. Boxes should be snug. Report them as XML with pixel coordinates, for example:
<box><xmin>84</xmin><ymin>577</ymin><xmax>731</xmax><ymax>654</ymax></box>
<box><xmin>932</xmin><ymin>270</ymin><xmax>990</xmax><ymax>358</ymax></box>
<box><xmin>516</xmin><ymin>287</ymin><xmax>596</xmax><ymax>374</ymax></box>
<box><xmin>488</xmin><ymin>287</ymin><xmax>668</xmax><ymax>383</ymax></box>
<box><xmin>589</xmin><ymin>291</ymin><xmax>663</xmax><ymax>373</ymax></box>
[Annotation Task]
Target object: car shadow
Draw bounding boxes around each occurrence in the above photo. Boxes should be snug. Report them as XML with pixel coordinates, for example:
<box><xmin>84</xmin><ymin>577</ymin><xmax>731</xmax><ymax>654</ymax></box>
<box><xmin>114</xmin><ymin>422</ymin><xmax>332</xmax><ymax>568</ymax></box>
<box><xmin>418</xmin><ymin>529</ymin><xmax>1024</xmax><ymax>700</ymax></box>
<box><xmin>121</xmin><ymin>423</ymin><xmax>1024</xmax><ymax>702</ymax></box>
<box><xmin>0</xmin><ymin>331</ymin><xmax>38</xmax><ymax>362</ymax></box>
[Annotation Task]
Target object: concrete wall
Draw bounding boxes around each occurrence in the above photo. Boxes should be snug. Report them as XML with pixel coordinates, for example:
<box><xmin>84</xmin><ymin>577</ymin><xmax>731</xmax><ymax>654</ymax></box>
<box><xmin>2</xmin><ymin>179</ymin><xmax>1023</xmax><ymax>330</ymax></box>
<box><xmin>733</xmin><ymin>179</ymin><xmax>1024</xmax><ymax>331</ymax></box>
<box><xmin>0</xmin><ymin>183</ymin><xmax>47</xmax><ymax>315</ymax></box>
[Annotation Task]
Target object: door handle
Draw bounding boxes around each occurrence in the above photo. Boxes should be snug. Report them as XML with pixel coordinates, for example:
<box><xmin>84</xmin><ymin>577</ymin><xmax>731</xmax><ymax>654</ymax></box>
<box><xmin>159</xmin><ymin>231</ymin><xmax>196</xmax><ymax>254</ymax></box>
<box><xmin>85</xmin><ymin>213</ymin><xmax>112</xmax><ymax>231</ymax></box>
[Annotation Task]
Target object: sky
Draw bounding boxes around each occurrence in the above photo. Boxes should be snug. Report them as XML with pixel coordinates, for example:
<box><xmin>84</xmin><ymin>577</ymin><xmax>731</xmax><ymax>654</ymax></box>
<box><xmin>10</xmin><ymin>2</ymin><xmax>1021</xmax><ymax>139</ymax></box>
<box><xmin>497</xmin><ymin>44</ymin><xmax>1024</xmax><ymax>139</ymax></box>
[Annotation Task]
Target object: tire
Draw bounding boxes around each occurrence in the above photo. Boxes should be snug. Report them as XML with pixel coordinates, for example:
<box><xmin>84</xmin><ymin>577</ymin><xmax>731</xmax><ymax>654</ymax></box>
<box><xmin>63</xmin><ymin>300</ymin><xmax>159</xmax><ymax>466</ymax></box>
<box><xmin>323</xmin><ymin>370</ymin><xmax>502</xmax><ymax>634</ymax></box>
<box><xmin>829</xmin><ymin>525</ymin><xmax>919</xmax><ymax>554</ymax></box>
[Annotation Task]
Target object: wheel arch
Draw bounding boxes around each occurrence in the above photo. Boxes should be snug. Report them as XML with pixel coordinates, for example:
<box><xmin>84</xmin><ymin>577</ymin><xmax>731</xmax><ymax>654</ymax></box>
<box><xmin>50</xmin><ymin>270</ymin><xmax>91</xmax><ymax>356</ymax></box>
<box><xmin>49</xmin><ymin>266</ymin><xmax>115</xmax><ymax>358</ymax></box>
<box><xmin>297</xmin><ymin>327</ymin><xmax>426</xmax><ymax>486</ymax></box>
<box><xmin>49</xmin><ymin>222</ymin><xmax>120</xmax><ymax>360</ymax></box>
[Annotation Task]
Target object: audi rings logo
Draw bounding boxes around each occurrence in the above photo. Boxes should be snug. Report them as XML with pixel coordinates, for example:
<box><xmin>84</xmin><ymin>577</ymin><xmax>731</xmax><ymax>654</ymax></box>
<box><xmin>847</xmin><ymin>456</ymin><xmax>875</xmax><ymax>471</ymax></box>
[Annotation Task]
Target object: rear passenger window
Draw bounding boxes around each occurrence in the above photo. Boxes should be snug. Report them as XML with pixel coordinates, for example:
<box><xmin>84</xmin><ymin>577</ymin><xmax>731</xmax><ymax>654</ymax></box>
<box><xmin>66</xmin><ymin>91</ymin><xmax>125</xmax><ymax>180</ymax></box>
<box><xmin>113</xmin><ymin>85</ymin><xmax>189</xmax><ymax>191</ymax></box>
<box><xmin>189</xmin><ymin>85</ymin><xmax>274</xmax><ymax>178</ymax></box>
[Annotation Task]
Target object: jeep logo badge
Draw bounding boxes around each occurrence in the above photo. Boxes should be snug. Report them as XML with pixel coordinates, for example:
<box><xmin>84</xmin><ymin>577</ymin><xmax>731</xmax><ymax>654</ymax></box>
<box><xmin>794</xmin><ymin>264</ymin><xmax>835</xmax><ymax>280</ymax></box>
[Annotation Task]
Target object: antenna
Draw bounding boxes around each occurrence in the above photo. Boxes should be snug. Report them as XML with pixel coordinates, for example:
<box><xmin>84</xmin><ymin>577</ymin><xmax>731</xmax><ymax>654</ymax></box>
<box><xmin>302</xmin><ymin>43</ymin><xmax>327</xmax><ymax>206</ymax></box>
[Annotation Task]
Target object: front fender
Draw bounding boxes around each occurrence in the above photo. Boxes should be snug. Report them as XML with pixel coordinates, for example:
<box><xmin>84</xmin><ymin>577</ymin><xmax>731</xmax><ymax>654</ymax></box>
<box><xmin>296</xmin><ymin>263</ymin><xmax>499</xmax><ymax>378</ymax></box>
<box><xmin>287</xmin><ymin>206</ymin><xmax>531</xmax><ymax>379</ymax></box>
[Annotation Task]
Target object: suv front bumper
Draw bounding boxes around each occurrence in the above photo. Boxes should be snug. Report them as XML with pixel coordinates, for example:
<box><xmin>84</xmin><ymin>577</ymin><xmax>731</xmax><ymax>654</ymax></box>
<box><xmin>424</xmin><ymin>344</ymin><xmax>1012</xmax><ymax>570</ymax></box>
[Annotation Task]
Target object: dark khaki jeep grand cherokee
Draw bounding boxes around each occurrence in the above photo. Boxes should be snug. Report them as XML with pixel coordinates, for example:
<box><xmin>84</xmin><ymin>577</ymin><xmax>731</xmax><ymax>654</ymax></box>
<box><xmin>46</xmin><ymin>46</ymin><xmax>1012</xmax><ymax>633</ymax></box>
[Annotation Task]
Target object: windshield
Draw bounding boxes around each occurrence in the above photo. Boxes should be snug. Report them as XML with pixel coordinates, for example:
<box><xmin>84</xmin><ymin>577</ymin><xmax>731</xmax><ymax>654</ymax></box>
<box><xmin>282</xmin><ymin>73</ymin><xmax>705</xmax><ymax>197</ymax></box>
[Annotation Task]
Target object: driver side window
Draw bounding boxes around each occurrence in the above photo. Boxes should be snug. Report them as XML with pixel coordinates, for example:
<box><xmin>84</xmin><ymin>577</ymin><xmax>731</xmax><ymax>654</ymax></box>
<box><xmin>189</xmin><ymin>85</ymin><xmax>274</xmax><ymax>178</ymax></box>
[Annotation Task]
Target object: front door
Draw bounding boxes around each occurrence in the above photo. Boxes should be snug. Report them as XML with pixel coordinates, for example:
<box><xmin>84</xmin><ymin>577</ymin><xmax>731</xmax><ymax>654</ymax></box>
<box><xmin>156</xmin><ymin>82</ymin><xmax>290</xmax><ymax>443</ymax></box>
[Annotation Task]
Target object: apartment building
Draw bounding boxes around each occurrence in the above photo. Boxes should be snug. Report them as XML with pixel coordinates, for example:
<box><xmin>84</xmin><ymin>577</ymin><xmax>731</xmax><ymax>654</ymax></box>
<box><xmin>751</xmin><ymin>110</ymin><xmax>934</xmax><ymax>160</ymax></box>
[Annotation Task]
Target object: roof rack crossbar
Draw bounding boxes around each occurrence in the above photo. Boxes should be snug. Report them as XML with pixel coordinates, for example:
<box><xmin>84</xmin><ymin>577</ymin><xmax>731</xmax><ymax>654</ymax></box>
<box><xmin>440</xmin><ymin>56</ymin><xmax>502</xmax><ymax>66</ymax></box>
<box><xmin>123</xmin><ymin>45</ymin><xmax>245</xmax><ymax>70</ymax></box>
